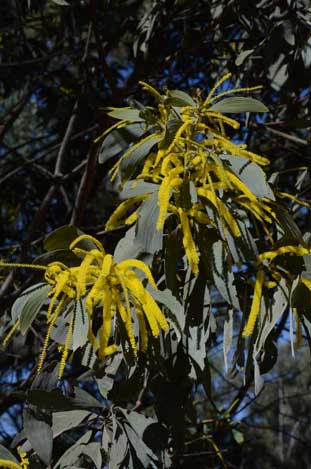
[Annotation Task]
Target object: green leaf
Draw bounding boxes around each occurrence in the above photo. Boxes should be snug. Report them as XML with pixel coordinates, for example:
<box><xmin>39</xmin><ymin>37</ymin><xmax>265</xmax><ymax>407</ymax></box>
<box><xmin>19</xmin><ymin>284</ymin><xmax>51</xmax><ymax>335</ymax></box>
<box><xmin>119</xmin><ymin>180</ymin><xmax>157</xmax><ymax>199</ymax></box>
<box><xmin>211</xmin><ymin>240</ymin><xmax>240</xmax><ymax>310</ymax></box>
<box><xmin>96</xmin><ymin>353</ymin><xmax>123</xmax><ymax>399</ymax></box>
<box><xmin>223</xmin><ymin>308</ymin><xmax>233</xmax><ymax>372</ymax></box>
<box><xmin>114</xmin><ymin>226</ymin><xmax>145</xmax><ymax>263</ymax></box>
<box><xmin>220</xmin><ymin>154</ymin><xmax>274</xmax><ymax>200</ymax></box>
<box><xmin>0</xmin><ymin>444</ymin><xmax>19</xmax><ymax>464</ymax></box>
<box><xmin>72</xmin><ymin>299</ymin><xmax>88</xmax><ymax>351</ymax></box>
<box><xmin>24</xmin><ymin>407</ymin><xmax>53</xmax><ymax>465</ymax></box>
<box><xmin>107</xmin><ymin>107</ymin><xmax>146</xmax><ymax>122</ymax></box>
<box><xmin>11</xmin><ymin>283</ymin><xmax>47</xmax><ymax>323</ymax></box>
<box><xmin>99</xmin><ymin>123</ymin><xmax>146</xmax><ymax>164</ymax></box>
<box><xmin>235</xmin><ymin>49</ymin><xmax>254</xmax><ymax>66</ymax></box>
<box><xmin>52</xmin><ymin>410</ymin><xmax>91</xmax><ymax>437</ymax></box>
<box><xmin>120</xmin><ymin>133</ymin><xmax>163</xmax><ymax>179</ymax></box>
<box><xmin>135</xmin><ymin>190</ymin><xmax>162</xmax><ymax>255</ymax></box>
<box><xmin>81</xmin><ymin>442</ymin><xmax>102</xmax><ymax>469</ymax></box>
<box><xmin>109</xmin><ymin>417</ymin><xmax>129</xmax><ymax>469</ymax></box>
<box><xmin>27</xmin><ymin>387</ymin><xmax>104</xmax><ymax>411</ymax></box>
<box><xmin>43</xmin><ymin>225</ymin><xmax>96</xmax><ymax>252</ymax></box>
<box><xmin>232</xmin><ymin>429</ymin><xmax>244</xmax><ymax>444</ymax></box>
<box><xmin>208</xmin><ymin>97</ymin><xmax>269</xmax><ymax>113</ymax></box>
<box><xmin>55</xmin><ymin>431</ymin><xmax>92</xmax><ymax>468</ymax></box>
<box><xmin>51</xmin><ymin>0</ymin><xmax>70</xmax><ymax>5</ymax></box>
<box><xmin>33</xmin><ymin>248</ymin><xmax>79</xmax><ymax>267</ymax></box>
<box><xmin>166</xmin><ymin>90</ymin><xmax>196</xmax><ymax>107</ymax></box>
<box><xmin>150</xmin><ymin>288</ymin><xmax>184</xmax><ymax>337</ymax></box>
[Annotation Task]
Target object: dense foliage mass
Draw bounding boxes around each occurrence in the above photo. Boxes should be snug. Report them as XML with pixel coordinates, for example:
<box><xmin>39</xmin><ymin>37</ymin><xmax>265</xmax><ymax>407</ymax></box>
<box><xmin>0</xmin><ymin>1</ymin><xmax>311</xmax><ymax>468</ymax></box>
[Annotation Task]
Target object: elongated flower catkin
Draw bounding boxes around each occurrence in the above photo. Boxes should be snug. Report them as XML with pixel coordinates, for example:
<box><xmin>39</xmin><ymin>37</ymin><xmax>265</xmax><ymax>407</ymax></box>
<box><xmin>178</xmin><ymin>208</ymin><xmax>199</xmax><ymax>275</ymax></box>
<box><xmin>242</xmin><ymin>270</ymin><xmax>265</xmax><ymax>337</ymax></box>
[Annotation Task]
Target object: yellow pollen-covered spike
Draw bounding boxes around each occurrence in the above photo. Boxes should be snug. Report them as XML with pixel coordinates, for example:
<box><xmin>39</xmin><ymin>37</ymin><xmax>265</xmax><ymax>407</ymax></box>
<box><xmin>142</xmin><ymin>290</ymin><xmax>169</xmax><ymax>332</ymax></box>
<box><xmin>58</xmin><ymin>315</ymin><xmax>74</xmax><ymax>380</ymax></box>
<box><xmin>208</xmin><ymin>84</ymin><xmax>263</xmax><ymax>103</ymax></box>
<box><xmin>101</xmin><ymin>254</ymin><xmax>114</xmax><ymax>277</ymax></box>
<box><xmin>99</xmin><ymin>287</ymin><xmax>112</xmax><ymax>360</ymax></box>
<box><xmin>0</xmin><ymin>262</ymin><xmax>47</xmax><ymax>271</ymax></box>
<box><xmin>242</xmin><ymin>269</ymin><xmax>265</xmax><ymax>337</ymax></box>
<box><xmin>70</xmin><ymin>234</ymin><xmax>105</xmax><ymax>254</ymax></box>
<box><xmin>116</xmin><ymin>295</ymin><xmax>137</xmax><ymax>353</ymax></box>
<box><xmin>94</xmin><ymin>119</ymin><xmax>129</xmax><ymax>143</ymax></box>
<box><xmin>157</xmin><ymin>168</ymin><xmax>183</xmax><ymax>230</ymax></box>
<box><xmin>3</xmin><ymin>320</ymin><xmax>20</xmax><ymax>348</ymax></box>
<box><xmin>0</xmin><ymin>460</ymin><xmax>23</xmax><ymax>469</ymax></box>
<box><xmin>76</xmin><ymin>253</ymin><xmax>96</xmax><ymax>299</ymax></box>
<box><xmin>204</xmin><ymin>111</ymin><xmax>240</xmax><ymax>130</ymax></box>
<box><xmin>204</xmin><ymin>72</ymin><xmax>232</xmax><ymax>105</ymax></box>
<box><xmin>37</xmin><ymin>295</ymin><xmax>66</xmax><ymax>374</ymax></box>
<box><xmin>118</xmin><ymin>259</ymin><xmax>158</xmax><ymax>290</ymax></box>
<box><xmin>178</xmin><ymin>208</ymin><xmax>199</xmax><ymax>276</ymax></box>
<box><xmin>257</xmin><ymin>245</ymin><xmax>310</xmax><ymax>265</ymax></box>
<box><xmin>139</xmin><ymin>81</ymin><xmax>163</xmax><ymax>101</ymax></box>
<box><xmin>166</xmin><ymin>122</ymin><xmax>189</xmax><ymax>154</ymax></box>
<box><xmin>105</xmin><ymin>195</ymin><xmax>149</xmax><ymax>231</ymax></box>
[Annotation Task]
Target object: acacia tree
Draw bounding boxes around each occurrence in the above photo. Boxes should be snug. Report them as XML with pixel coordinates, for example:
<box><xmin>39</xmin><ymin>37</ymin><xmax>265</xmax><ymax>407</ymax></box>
<box><xmin>1</xmin><ymin>1</ymin><xmax>311</xmax><ymax>468</ymax></box>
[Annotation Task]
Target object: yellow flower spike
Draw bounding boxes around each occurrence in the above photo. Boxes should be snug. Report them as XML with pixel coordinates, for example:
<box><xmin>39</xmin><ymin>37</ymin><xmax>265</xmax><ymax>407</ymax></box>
<box><xmin>76</xmin><ymin>252</ymin><xmax>97</xmax><ymax>299</ymax></box>
<box><xmin>178</xmin><ymin>208</ymin><xmax>200</xmax><ymax>276</ymax></box>
<box><xmin>94</xmin><ymin>119</ymin><xmax>129</xmax><ymax>144</ymax></box>
<box><xmin>257</xmin><ymin>246</ymin><xmax>310</xmax><ymax>265</ymax></box>
<box><xmin>208</xmin><ymin>84</ymin><xmax>263</xmax><ymax>104</ymax></box>
<box><xmin>242</xmin><ymin>269</ymin><xmax>265</xmax><ymax>337</ymax></box>
<box><xmin>166</xmin><ymin>122</ymin><xmax>189</xmax><ymax>154</ymax></box>
<box><xmin>37</xmin><ymin>295</ymin><xmax>66</xmax><ymax>374</ymax></box>
<box><xmin>154</xmin><ymin>148</ymin><xmax>168</xmax><ymax>167</ymax></box>
<box><xmin>117</xmin><ymin>259</ymin><xmax>158</xmax><ymax>290</ymax></box>
<box><xmin>204</xmin><ymin>111</ymin><xmax>240</xmax><ymax>130</ymax></box>
<box><xmin>123</xmin><ymin>271</ymin><xmax>161</xmax><ymax>337</ymax></box>
<box><xmin>70</xmin><ymin>234</ymin><xmax>105</xmax><ymax>254</ymax></box>
<box><xmin>99</xmin><ymin>287</ymin><xmax>112</xmax><ymax>360</ymax></box>
<box><xmin>116</xmin><ymin>294</ymin><xmax>137</xmax><ymax>353</ymax></box>
<box><xmin>0</xmin><ymin>460</ymin><xmax>23</xmax><ymax>469</ymax></box>
<box><xmin>301</xmin><ymin>277</ymin><xmax>311</xmax><ymax>292</ymax></box>
<box><xmin>125</xmin><ymin>210</ymin><xmax>139</xmax><ymax>225</ymax></box>
<box><xmin>105</xmin><ymin>194</ymin><xmax>149</xmax><ymax>231</ymax></box>
<box><xmin>139</xmin><ymin>81</ymin><xmax>163</xmax><ymax>102</ymax></box>
<box><xmin>58</xmin><ymin>315</ymin><xmax>74</xmax><ymax>380</ymax></box>
<box><xmin>86</xmin><ymin>275</ymin><xmax>106</xmax><ymax>312</ymax></box>
<box><xmin>137</xmin><ymin>151</ymin><xmax>157</xmax><ymax>178</ymax></box>
<box><xmin>0</xmin><ymin>262</ymin><xmax>47</xmax><ymax>271</ymax></box>
<box><xmin>204</xmin><ymin>72</ymin><xmax>232</xmax><ymax>105</ymax></box>
<box><xmin>141</xmin><ymin>290</ymin><xmax>169</xmax><ymax>333</ymax></box>
<box><xmin>104</xmin><ymin>344</ymin><xmax>118</xmax><ymax>356</ymax></box>
<box><xmin>157</xmin><ymin>168</ymin><xmax>184</xmax><ymax>230</ymax></box>
<box><xmin>109</xmin><ymin>132</ymin><xmax>163</xmax><ymax>183</ymax></box>
<box><xmin>278</xmin><ymin>192</ymin><xmax>311</xmax><ymax>210</ymax></box>
<box><xmin>101</xmin><ymin>254</ymin><xmax>114</xmax><ymax>277</ymax></box>
<box><xmin>3</xmin><ymin>320</ymin><xmax>20</xmax><ymax>348</ymax></box>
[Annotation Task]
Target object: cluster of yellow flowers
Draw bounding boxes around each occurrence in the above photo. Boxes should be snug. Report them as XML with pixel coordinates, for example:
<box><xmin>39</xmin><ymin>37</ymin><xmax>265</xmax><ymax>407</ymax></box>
<box><xmin>1</xmin><ymin>235</ymin><xmax>169</xmax><ymax>379</ymax></box>
<box><xmin>243</xmin><ymin>245</ymin><xmax>311</xmax><ymax>338</ymax></box>
<box><xmin>105</xmin><ymin>75</ymin><xmax>275</xmax><ymax>277</ymax></box>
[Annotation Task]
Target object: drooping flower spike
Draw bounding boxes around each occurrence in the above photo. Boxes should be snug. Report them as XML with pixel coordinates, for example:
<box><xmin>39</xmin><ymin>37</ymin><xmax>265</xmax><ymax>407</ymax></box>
<box><xmin>1</xmin><ymin>235</ymin><xmax>169</xmax><ymax>379</ymax></box>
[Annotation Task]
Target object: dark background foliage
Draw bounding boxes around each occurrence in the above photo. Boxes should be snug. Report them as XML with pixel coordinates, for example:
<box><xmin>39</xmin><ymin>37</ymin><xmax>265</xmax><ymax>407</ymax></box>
<box><xmin>0</xmin><ymin>1</ymin><xmax>311</xmax><ymax>467</ymax></box>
